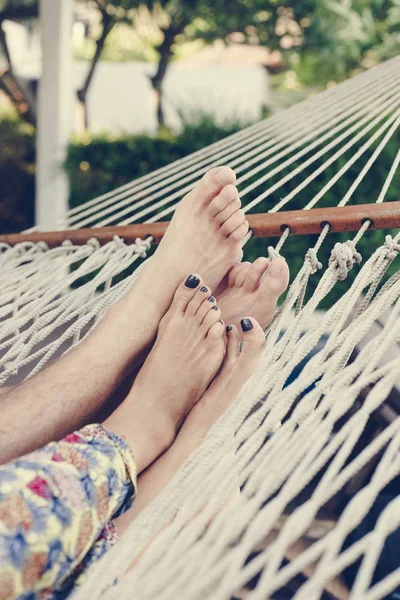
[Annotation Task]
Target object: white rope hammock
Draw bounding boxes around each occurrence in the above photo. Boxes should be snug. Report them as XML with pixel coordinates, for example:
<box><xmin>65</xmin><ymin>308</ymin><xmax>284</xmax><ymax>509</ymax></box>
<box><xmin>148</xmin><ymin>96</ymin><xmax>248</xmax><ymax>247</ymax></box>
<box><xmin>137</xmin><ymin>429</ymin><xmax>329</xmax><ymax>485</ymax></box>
<box><xmin>1</xmin><ymin>56</ymin><xmax>400</xmax><ymax>599</ymax></box>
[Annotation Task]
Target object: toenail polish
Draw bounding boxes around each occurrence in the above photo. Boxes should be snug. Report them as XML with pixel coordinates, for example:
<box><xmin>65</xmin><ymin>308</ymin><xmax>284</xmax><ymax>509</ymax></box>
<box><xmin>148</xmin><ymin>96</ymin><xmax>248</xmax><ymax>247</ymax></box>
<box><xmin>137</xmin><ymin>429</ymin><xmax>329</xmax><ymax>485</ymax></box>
<box><xmin>208</xmin><ymin>296</ymin><xmax>215</xmax><ymax>302</ymax></box>
<box><xmin>212</xmin><ymin>305</ymin><xmax>219</xmax><ymax>311</ymax></box>
<box><xmin>241</xmin><ymin>318</ymin><xmax>253</xmax><ymax>332</ymax></box>
<box><xmin>200</xmin><ymin>286</ymin><xmax>208</xmax><ymax>293</ymax></box>
<box><xmin>226</xmin><ymin>325</ymin><xmax>233</xmax><ymax>332</ymax></box>
<box><xmin>185</xmin><ymin>275</ymin><xmax>200</xmax><ymax>289</ymax></box>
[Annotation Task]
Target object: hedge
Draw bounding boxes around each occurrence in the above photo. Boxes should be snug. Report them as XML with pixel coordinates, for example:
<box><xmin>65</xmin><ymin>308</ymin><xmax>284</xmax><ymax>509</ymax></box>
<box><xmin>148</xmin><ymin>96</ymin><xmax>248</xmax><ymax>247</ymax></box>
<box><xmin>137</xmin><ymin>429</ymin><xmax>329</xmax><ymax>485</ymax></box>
<box><xmin>0</xmin><ymin>117</ymin><xmax>36</xmax><ymax>233</ymax></box>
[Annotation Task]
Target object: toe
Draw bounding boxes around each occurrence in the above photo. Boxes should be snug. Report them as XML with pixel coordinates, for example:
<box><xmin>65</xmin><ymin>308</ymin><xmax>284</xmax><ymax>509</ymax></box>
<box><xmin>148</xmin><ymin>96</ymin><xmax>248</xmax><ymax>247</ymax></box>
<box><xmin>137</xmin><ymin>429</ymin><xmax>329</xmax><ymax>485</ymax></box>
<box><xmin>261</xmin><ymin>257</ymin><xmax>290</xmax><ymax>295</ymax></box>
<box><xmin>207</xmin><ymin>319</ymin><xmax>225</xmax><ymax>341</ymax></box>
<box><xmin>224</xmin><ymin>262</ymin><xmax>248</xmax><ymax>288</ymax></box>
<box><xmin>195</xmin><ymin>293</ymin><xmax>217</xmax><ymax>323</ymax></box>
<box><xmin>170</xmin><ymin>273</ymin><xmax>203</xmax><ymax>313</ymax></box>
<box><xmin>201</xmin><ymin>304</ymin><xmax>222</xmax><ymax>335</ymax></box>
<box><xmin>214</xmin><ymin>197</ymin><xmax>242</xmax><ymax>227</ymax></box>
<box><xmin>192</xmin><ymin>167</ymin><xmax>236</xmax><ymax>205</ymax></box>
<box><xmin>234</xmin><ymin>262</ymin><xmax>251</xmax><ymax>287</ymax></box>
<box><xmin>209</xmin><ymin>185</ymin><xmax>240</xmax><ymax>219</ymax></box>
<box><xmin>185</xmin><ymin>284</ymin><xmax>211</xmax><ymax>317</ymax></box>
<box><xmin>219</xmin><ymin>209</ymin><xmax>246</xmax><ymax>238</ymax></box>
<box><xmin>225</xmin><ymin>325</ymin><xmax>240</xmax><ymax>365</ymax></box>
<box><xmin>239</xmin><ymin>317</ymin><xmax>265</xmax><ymax>361</ymax></box>
<box><xmin>229</xmin><ymin>220</ymin><xmax>250</xmax><ymax>243</ymax></box>
<box><xmin>243</xmin><ymin>257</ymin><xmax>270</xmax><ymax>292</ymax></box>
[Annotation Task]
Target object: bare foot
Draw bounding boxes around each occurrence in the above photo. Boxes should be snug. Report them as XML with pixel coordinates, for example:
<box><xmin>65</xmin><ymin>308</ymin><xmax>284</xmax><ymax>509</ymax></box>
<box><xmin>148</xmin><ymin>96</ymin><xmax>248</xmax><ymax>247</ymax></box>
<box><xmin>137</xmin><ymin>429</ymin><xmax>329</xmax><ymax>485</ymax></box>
<box><xmin>214</xmin><ymin>256</ymin><xmax>289</xmax><ymax>331</ymax></box>
<box><xmin>155</xmin><ymin>167</ymin><xmax>248</xmax><ymax>290</ymax></box>
<box><xmin>104</xmin><ymin>274</ymin><xmax>226</xmax><ymax>473</ymax></box>
<box><xmin>114</xmin><ymin>317</ymin><xmax>264</xmax><ymax>532</ymax></box>
<box><xmin>106</xmin><ymin>166</ymin><xmax>248</xmax><ymax>369</ymax></box>
<box><xmin>181</xmin><ymin>317</ymin><xmax>265</xmax><ymax>437</ymax></box>
<box><xmin>123</xmin><ymin>167</ymin><xmax>248</xmax><ymax>319</ymax></box>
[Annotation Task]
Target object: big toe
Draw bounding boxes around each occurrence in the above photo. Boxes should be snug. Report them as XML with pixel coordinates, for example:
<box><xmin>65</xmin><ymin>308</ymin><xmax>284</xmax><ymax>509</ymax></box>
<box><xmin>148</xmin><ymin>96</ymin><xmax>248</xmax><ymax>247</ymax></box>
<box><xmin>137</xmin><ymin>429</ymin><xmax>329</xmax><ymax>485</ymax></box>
<box><xmin>243</xmin><ymin>257</ymin><xmax>269</xmax><ymax>291</ymax></box>
<box><xmin>191</xmin><ymin>166</ymin><xmax>236</xmax><ymax>205</ymax></box>
<box><xmin>169</xmin><ymin>273</ymin><xmax>204</xmax><ymax>314</ymax></box>
<box><xmin>262</xmin><ymin>257</ymin><xmax>289</xmax><ymax>296</ymax></box>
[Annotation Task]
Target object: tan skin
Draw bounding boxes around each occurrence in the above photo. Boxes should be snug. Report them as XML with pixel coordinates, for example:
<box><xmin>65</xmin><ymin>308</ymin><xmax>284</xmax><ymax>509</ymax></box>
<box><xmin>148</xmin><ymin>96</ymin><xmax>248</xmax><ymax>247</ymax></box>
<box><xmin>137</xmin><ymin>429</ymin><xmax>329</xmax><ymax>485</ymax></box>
<box><xmin>0</xmin><ymin>166</ymin><xmax>289</xmax><ymax>472</ymax></box>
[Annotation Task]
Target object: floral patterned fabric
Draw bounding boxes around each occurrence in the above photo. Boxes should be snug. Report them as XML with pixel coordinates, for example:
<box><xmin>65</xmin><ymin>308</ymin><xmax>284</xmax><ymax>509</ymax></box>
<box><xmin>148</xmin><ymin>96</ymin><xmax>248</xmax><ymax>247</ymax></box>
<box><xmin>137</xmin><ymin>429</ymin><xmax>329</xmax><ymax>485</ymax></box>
<box><xmin>0</xmin><ymin>424</ymin><xmax>136</xmax><ymax>599</ymax></box>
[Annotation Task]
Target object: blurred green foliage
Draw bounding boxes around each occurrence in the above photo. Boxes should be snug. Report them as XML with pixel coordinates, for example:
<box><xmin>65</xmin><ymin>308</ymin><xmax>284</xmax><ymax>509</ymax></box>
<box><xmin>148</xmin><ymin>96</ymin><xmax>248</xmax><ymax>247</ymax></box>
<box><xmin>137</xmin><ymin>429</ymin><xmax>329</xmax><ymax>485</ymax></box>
<box><xmin>65</xmin><ymin>112</ymin><xmax>247</xmax><ymax>210</ymax></box>
<box><xmin>0</xmin><ymin>115</ymin><xmax>35</xmax><ymax>233</ymax></box>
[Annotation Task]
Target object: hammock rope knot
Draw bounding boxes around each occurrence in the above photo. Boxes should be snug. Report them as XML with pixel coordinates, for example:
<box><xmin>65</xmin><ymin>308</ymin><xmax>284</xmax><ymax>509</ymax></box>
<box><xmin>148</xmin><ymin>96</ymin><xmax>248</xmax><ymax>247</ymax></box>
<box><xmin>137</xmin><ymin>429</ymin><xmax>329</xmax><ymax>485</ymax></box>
<box><xmin>305</xmin><ymin>248</ymin><xmax>323</xmax><ymax>274</ymax></box>
<box><xmin>112</xmin><ymin>235</ymin><xmax>126</xmax><ymax>249</ymax></box>
<box><xmin>37</xmin><ymin>241</ymin><xmax>49</xmax><ymax>252</ymax></box>
<box><xmin>384</xmin><ymin>235</ymin><xmax>400</xmax><ymax>260</ymax></box>
<box><xmin>134</xmin><ymin>237</ymin><xmax>152</xmax><ymax>258</ymax></box>
<box><xmin>329</xmin><ymin>241</ymin><xmax>362</xmax><ymax>280</ymax></box>
<box><xmin>87</xmin><ymin>237</ymin><xmax>101</xmax><ymax>250</ymax></box>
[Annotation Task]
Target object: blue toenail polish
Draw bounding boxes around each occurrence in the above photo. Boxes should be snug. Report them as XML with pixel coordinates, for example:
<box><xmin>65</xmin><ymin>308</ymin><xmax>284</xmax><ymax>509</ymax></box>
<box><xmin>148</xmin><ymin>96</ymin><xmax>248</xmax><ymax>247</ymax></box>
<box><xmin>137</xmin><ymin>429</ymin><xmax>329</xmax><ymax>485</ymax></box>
<box><xmin>212</xmin><ymin>305</ymin><xmax>219</xmax><ymax>311</ymax></box>
<box><xmin>241</xmin><ymin>318</ymin><xmax>253</xmax><ymax>332</ymax></box>
<box><xmin>208</xmin><ymin>296</ymin><xmax>215</xmax><ymax>302</ymax></box>
<box><xmin>226</xmin><ymin>325</ymin><xmax>233</xmax><ymax>332</ymax></box>
<box><xmin>185</xmin><ymin>275</ymin><xmax>200</xmax><ymax>289</ymax></box>
<box><xmin>200</xmin><ymin>286</ymin><xmax>208</xmax><ymax>292</ymax></box>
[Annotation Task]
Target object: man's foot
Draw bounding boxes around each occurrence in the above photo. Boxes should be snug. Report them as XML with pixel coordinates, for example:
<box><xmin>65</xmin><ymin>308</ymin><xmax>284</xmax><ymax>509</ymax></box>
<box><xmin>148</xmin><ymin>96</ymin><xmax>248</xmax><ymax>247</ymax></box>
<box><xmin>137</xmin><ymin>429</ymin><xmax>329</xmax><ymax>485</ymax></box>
<box><xmin>214</xmin><ymin>257</ymin><xmax>289</xmax><ymax>331</ymax></box>
<box><xmin>104</xmin><ymin>274</ymin><xmax>226</xmax><ymax>473</ymax></box>
<box><xmin>125</xmin><ymin>167</ymin><xmax>248</xmax><ymax>318</ymax></box>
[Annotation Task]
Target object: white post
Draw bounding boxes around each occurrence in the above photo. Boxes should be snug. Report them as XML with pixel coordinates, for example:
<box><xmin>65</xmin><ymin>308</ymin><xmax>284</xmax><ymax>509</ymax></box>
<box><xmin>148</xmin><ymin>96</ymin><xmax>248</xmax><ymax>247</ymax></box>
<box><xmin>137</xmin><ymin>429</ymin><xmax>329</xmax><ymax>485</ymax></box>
<box><xmin>36</xmin><ymin>0</ymin><xmax>74</xmax><ymax>230</ymax></box>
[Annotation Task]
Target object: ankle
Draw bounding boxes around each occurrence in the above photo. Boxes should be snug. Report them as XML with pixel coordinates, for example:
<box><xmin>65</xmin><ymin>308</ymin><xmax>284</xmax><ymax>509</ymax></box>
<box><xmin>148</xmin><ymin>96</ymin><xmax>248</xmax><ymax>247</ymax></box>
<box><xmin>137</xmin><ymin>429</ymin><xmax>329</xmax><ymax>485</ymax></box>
<box><xmin>104</xmin><ymin>402</ymin><xmax>176</xmax><ymax>474</ymax></box>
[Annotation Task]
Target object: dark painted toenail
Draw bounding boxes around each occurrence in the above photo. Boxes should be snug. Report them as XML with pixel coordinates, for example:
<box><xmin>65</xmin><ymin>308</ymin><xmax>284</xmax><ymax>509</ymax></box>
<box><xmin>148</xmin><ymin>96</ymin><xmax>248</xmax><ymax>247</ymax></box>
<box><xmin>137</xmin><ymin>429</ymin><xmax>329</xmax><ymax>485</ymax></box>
<box><xmin>208</xmin><ymin>296</ymin><xmax>215</xmax><ymax>302</ymax></box>
<box><xmin>226</xmin><ymin>325</ymin><xmax>233</xmax><ymax>332</ymax></box>
<box><xmin>212</xmin><ymin>305</ymin><xmax>219</xmax><ymax>311</ymax></box>
<box><xmin>241</xmin><ymin>318</ymin><xmax>253</xmax><ymax>332</ymax></box>
<box><xmin>200</xmin><ymin>286</ymin><xmax>208</xmax><ymax>292</ymax></box>
<box><xmin>185</xmin><ymin>275</ymin><xmax>200</xmax><ymax>289</ymax></box>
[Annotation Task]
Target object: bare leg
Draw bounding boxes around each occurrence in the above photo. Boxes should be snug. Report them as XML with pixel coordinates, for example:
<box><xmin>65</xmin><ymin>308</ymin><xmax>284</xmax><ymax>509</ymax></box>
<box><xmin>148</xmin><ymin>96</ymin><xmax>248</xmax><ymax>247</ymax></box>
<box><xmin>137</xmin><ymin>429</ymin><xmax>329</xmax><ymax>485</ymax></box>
<box><xmin>98</xmin><ymin>256</ymin><xmax>290</xmax><ymax>421</ymax></box>
<box><xmin>0</xmin><ymin>167</ymin><xmax>248</xmax><ymax>464</ymax></box>
<box><xmin>114</xmin><ymin>317</ymin><xmax>264</xmax><ymax>532</ymax></box>
<box><xmin>104</xmin><ymin>274</ymin><xmax>227</xmax><ymax>473</ymax></box>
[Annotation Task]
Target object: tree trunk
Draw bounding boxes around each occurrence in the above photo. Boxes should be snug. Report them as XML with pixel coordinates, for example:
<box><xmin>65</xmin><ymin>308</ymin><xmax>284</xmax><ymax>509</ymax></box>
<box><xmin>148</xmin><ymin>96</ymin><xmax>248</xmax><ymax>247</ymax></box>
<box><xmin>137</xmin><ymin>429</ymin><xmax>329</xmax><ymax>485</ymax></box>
<box><xmin>76</xmin><ymin>12</ymin><xmax>115</xmax><ymax>133</ymax></box>
<box><xmin>0</xmin><ymin>22</ymin><xmax>37</xmax><ymax>126</ymax></box>
<box><xmin>150</xmin><ymin>25</ymin><xmax>182</xmax><ymax>129</ymax></box>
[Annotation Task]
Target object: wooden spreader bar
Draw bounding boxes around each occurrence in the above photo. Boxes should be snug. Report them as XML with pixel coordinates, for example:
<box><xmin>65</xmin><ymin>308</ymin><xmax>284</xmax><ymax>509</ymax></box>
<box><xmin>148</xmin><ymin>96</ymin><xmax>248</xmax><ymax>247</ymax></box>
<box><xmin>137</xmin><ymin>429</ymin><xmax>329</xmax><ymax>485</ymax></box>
<box><xmin>1</xmin><ymin>202</ymin><xmax>400</xmax><ymax>248</ymax></box>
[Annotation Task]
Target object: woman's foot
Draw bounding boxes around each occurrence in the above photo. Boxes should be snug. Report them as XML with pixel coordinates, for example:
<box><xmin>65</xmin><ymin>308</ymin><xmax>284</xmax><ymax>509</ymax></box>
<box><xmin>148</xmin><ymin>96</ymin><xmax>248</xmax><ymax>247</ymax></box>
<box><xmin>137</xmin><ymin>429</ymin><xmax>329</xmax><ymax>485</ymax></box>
<box><xmin>181</xmin><ymin>317</ymin><xmax>265</xmax><ymax>437</ymax></box>
<box><xmin>214</xmin><ymin>257</ymin><xmax>289</xmax><ymax>331</ymax></box>
<box><xmin>104</xmin><ymin>274</ymin><xmax>226</xmax><ymax>473</ymax></box>
<box><xmin>114</xmin><ymin>317</ymin><xmax>264</xmax><ymax>532</ymax></box>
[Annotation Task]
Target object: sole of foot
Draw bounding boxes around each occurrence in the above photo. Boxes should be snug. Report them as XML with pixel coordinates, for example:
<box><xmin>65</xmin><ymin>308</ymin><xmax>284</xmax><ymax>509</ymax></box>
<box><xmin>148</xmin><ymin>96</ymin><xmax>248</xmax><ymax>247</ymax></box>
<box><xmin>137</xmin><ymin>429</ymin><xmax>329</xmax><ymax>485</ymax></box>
<box><xmin>215</xmin><ymin>256</ymin><xmax>289</xmax><ymax>331</ymax></box>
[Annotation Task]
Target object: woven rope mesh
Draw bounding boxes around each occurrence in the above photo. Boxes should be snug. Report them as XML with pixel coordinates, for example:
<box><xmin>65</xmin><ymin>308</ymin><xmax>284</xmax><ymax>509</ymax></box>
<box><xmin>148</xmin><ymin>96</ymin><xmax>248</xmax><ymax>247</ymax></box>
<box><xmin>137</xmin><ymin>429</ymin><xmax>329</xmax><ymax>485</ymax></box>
<box><xmin>1</xmin><ymin>57</ymin><xmax>400</xmax><ymax>599</ymax></box>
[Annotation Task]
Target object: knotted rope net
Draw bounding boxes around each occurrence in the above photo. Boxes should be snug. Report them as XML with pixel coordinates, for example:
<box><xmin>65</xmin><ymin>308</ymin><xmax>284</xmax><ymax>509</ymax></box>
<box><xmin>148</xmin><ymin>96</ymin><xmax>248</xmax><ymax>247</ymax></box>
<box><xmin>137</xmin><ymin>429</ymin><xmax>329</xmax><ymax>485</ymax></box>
<box><xmin>1</xmin><ymin>56</ymin><xmax>400</xmax><ymax>599</ymax></box>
